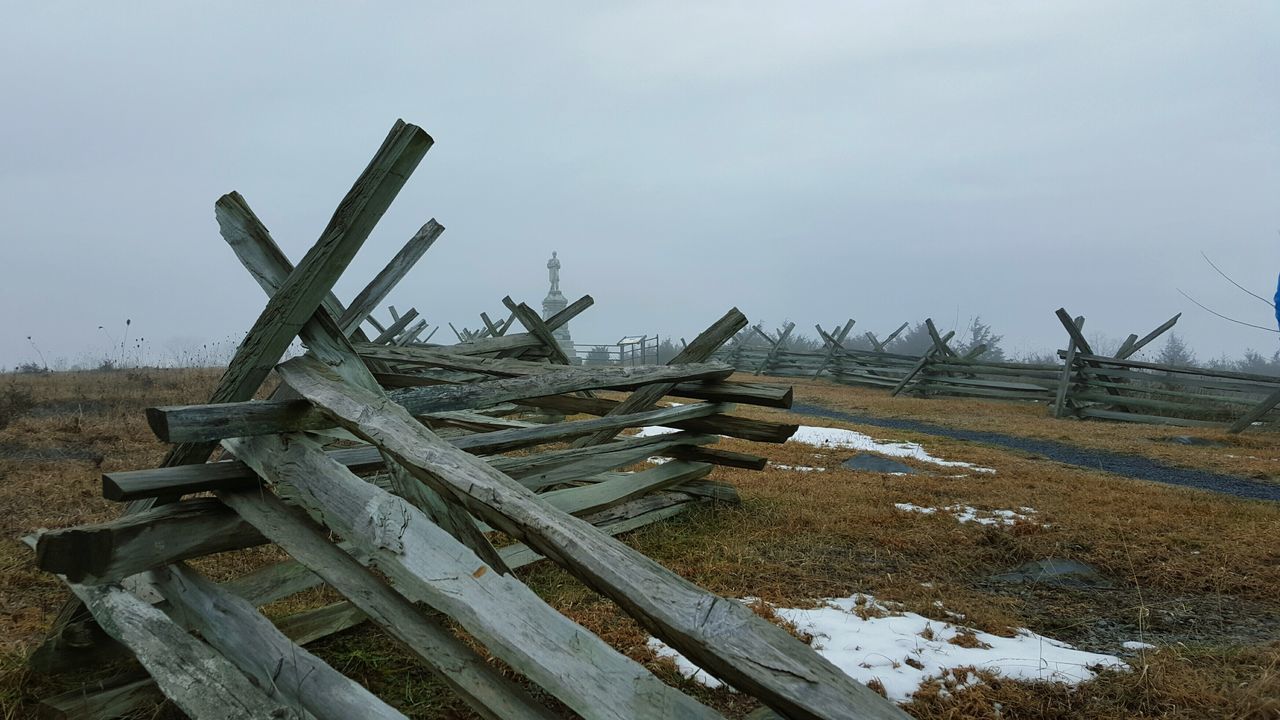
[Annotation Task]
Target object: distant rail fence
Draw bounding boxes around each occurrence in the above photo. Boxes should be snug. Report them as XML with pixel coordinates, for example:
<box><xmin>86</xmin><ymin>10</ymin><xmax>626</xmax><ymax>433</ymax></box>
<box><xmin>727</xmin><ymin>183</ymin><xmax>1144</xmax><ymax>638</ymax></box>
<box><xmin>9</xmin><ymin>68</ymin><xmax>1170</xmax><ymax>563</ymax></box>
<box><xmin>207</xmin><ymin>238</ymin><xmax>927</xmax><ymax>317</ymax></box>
<box><xmin>718</xmin><ymin>309</ymin><xmax>1280</xmax><ymax>434</ymax></box>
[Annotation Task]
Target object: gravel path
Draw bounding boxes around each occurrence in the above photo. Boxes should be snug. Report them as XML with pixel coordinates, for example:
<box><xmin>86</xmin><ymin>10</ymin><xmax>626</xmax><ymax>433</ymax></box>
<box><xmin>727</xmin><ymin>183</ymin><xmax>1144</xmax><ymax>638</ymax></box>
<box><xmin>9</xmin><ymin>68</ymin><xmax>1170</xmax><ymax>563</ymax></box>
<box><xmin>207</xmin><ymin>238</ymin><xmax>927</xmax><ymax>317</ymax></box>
<box><xmin>792</xmin><ymin>402</ymin><xmax>1280</xmax><ymax>502</ymax></box>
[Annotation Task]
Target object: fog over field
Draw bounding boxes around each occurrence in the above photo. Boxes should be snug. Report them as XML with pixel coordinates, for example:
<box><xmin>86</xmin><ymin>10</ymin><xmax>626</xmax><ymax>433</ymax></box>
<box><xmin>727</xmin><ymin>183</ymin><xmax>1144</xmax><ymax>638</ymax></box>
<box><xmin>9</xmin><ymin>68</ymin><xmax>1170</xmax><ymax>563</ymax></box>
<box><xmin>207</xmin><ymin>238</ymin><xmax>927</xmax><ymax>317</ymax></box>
<box><xmin>1</xmin><ymin>2</ymin><xmax>1276</xmax><ymax>368</ymax></box>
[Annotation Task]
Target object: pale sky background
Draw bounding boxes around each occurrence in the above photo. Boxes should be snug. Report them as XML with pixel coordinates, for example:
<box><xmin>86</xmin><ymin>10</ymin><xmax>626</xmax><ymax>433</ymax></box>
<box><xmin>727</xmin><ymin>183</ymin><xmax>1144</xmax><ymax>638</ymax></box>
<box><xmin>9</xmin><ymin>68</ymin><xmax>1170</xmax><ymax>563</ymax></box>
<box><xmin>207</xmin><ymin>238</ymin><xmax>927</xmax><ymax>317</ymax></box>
<box><xmin>1</xmin><ymin>2</ymin><xmax>1277</xmax><ymax>369</ymax></box>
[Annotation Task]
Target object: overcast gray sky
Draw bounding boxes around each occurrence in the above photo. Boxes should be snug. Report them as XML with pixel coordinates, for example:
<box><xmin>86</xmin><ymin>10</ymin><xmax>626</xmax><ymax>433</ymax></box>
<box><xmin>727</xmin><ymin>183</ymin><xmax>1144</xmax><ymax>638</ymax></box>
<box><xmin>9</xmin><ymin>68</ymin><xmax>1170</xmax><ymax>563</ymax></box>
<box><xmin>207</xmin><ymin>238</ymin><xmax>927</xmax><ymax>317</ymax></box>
<box><xmin>2</xmin><ymin>2</ymin><xmax>1277</xmax><ymax>369</ymax></box>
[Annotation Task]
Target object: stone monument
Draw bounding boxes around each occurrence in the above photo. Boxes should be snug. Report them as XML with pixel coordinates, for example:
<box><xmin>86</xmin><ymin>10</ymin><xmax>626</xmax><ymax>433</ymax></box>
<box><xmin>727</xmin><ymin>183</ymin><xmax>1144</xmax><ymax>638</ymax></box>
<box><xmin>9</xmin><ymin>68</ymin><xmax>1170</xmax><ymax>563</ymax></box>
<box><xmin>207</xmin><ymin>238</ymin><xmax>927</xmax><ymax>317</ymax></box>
<box><xmin>541</xmin><ymin>251</ymin><xmax>577</xmax><ymax>362</ymax></box>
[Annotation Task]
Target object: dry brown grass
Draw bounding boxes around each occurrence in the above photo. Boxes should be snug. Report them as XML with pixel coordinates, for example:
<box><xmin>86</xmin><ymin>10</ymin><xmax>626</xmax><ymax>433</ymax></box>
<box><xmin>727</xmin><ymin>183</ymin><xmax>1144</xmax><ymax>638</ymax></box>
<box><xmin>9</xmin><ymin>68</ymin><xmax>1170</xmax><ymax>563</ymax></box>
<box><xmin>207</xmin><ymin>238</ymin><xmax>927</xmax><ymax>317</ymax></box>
<box><xmin>1</xmin><ymin>368</ymin><xmax>1278</xmax><ymax>718</ymax></box>
<box><xmin>781</xmin><ymin>373</ymin><xmax>1280</xmax><ymax>482</ymax></box>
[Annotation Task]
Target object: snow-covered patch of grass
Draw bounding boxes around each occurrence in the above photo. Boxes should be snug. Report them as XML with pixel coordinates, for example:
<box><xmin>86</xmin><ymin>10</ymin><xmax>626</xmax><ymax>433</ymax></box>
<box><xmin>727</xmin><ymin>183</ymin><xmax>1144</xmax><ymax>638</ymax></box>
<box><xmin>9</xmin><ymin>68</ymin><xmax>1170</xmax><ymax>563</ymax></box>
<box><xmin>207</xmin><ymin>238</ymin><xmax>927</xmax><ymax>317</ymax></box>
<box><xmin>773</xmin><ymin>464</ymin><xmax>826</xmax><ymax>472</ymax></box>
<box><xmin>1122</xmin><ymin>640</ymin><xmax>1156</xmax><ymax>651</ymax></box>
<box><xmin>789</xmin><ymin>426</ymin><xmax>997</xmax><ymax>474</ymax></box>
<box><xmin>894</xmin><ymin>503</ymin><xmax>1039</xmax><ymax>526</ymax></box>
<box><xmin>649</xmin><ymin>595</ymin><xmax>1124</xmax><ymax>703</ymax></box>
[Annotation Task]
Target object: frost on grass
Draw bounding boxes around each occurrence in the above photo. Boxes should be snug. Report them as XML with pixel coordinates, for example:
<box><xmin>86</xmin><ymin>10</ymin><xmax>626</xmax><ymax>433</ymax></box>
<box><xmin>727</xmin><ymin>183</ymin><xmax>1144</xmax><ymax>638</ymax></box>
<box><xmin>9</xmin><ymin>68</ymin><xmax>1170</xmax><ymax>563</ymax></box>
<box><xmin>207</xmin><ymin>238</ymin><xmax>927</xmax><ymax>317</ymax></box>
<box><xmin>649</xmin><ymin>595</ymin><xmax>1124</xmax><ymax>703</ymax></box>
<box><xmin>789</xmin><ymin>426</ymin><xmax>997</xmax><ymax>474</ymax></box>
<box><xmin>894</xmin><ymin>503</ymin><xmax>1039</xmax><ymax>526</ymax></box>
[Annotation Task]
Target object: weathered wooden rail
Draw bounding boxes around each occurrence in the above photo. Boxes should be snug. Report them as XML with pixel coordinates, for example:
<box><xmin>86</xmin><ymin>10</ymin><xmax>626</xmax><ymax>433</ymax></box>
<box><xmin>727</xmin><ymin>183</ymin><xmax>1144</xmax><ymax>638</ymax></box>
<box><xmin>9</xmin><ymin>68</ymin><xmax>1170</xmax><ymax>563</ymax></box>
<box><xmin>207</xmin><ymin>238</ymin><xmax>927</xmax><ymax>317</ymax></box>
<box><xmin>723</xmin><ymin>310</ymin><xmax>1280</xmax><ymax>433</ymax></box>
<box><xmin>27</xmin><ymin>121</ymin><xmax>910</xmax><ymax>720</ymax></box>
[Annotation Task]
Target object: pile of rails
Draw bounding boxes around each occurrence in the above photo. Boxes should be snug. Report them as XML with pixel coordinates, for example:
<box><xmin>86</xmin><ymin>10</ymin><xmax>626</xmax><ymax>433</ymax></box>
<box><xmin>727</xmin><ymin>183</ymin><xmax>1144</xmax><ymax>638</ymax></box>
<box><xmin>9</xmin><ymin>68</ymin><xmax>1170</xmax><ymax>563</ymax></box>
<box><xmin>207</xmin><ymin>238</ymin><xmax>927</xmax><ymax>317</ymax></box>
<box><xmin>27</xmin><ymin>121</ymin><xmax>908</xmax><ymax>720</ymax></box>
<box><xmin>723</xmin><ymin>319</ymin><xmax>1059</xmax><ymax>402</ymax></box>
<box><xmin>1052</xmin><ymin>309</ymin><xmax>1280</xmax><ymax>432</ymax></box>
<box><xmin>725</xmin><ymin>312</ymin><xmax>1280</xmax><ymax>434</ymax></box>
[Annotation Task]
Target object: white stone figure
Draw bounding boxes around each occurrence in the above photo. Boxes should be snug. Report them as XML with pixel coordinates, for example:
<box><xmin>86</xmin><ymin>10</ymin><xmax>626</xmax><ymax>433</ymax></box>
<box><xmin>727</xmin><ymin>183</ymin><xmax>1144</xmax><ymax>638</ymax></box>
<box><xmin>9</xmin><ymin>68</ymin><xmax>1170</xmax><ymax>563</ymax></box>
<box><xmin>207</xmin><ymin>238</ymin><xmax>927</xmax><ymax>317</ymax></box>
<box><xmin>547</xmin><ymin>251</ymin><xmax>561</xmax><ymax>294</ymax></box>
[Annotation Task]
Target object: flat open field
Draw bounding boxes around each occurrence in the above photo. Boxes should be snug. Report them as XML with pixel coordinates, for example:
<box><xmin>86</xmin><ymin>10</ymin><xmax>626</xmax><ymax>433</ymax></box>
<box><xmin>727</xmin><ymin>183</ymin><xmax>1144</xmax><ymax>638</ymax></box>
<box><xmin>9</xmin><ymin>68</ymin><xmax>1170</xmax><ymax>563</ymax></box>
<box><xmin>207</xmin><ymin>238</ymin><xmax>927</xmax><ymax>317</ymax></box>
<box><xmin>2</xmin><ymin>368</ymin><xmax>1277</xmax><ymax>718</ymax></box>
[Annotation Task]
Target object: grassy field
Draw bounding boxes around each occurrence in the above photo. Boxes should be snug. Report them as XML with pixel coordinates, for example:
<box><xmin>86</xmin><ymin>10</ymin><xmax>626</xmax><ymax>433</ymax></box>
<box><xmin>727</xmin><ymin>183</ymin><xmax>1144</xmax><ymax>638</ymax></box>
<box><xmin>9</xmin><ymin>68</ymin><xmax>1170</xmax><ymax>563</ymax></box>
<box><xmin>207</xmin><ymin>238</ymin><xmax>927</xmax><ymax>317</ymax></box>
<box><xmin>1</xmin><ymin>368</ymin><xmax>1277</xmax><ymax>718</ymax></box>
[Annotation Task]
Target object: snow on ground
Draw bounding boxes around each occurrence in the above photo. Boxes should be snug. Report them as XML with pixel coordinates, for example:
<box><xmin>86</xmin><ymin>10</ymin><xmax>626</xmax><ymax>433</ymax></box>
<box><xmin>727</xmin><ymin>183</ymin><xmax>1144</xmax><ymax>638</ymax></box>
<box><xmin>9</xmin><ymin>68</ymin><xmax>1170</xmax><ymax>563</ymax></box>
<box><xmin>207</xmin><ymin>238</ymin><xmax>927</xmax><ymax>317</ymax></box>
<box><xmin>1122</xmin><ymin>640</ymin><xmax>1156</xmax><ymax>650</ymax></box>
<box><xmin>649</xmin><ymin>595</ymin><xmax>1124</xmax><ymax>703</ymax></box>
<box><xmin>788</xmin><ymin>426</ymin><xmax>997</xmax><ymax>473</ymax></box>
<box><xmin>773</xmin><ymin>464</ymin><xmax>827</xmax><ymax>472</ymax></box>
<box><xmin>634</xmin><ymin>423</ymin><xmax>997</xmax><ymax>474</ymax></box>
<box><xmin>894</xmin><ymin>503</ymin><xmax>1039</xmax><ymax>526</ymax></box>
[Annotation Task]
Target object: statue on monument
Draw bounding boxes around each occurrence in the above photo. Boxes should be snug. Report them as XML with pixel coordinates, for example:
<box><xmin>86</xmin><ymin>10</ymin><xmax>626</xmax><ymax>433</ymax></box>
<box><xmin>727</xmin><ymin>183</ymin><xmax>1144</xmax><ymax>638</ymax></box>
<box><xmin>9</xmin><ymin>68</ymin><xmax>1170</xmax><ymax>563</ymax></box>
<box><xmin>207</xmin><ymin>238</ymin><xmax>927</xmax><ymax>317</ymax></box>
<box><xmin>541</xmin><ymin>250</ymin><xmax>576</xmax><ymax>362</ymax></box>
<box><xmin>547</xmin><ymin>251</ymin><xmax>561</xmax><ymax>294</ymax></box>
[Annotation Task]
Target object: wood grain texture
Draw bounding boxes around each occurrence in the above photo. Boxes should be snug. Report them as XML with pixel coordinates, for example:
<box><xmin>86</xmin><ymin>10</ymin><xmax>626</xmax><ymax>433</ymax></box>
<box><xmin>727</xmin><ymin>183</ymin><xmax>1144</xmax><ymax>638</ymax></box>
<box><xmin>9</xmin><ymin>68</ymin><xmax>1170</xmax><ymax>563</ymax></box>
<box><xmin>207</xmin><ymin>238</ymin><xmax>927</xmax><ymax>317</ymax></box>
<box><xmin>147</xmin><ymin>362</ymin><xmax>735</xmax><ymax>443</ymax></box>
<box><xmin>151</xmin><ymin>563</ymin><xmax>405</xmax><ymax>720</ymax></box>
<box><xmin>225</xmin><ymin>431</ymin><xmax>720</xmax><ymax>720</ymax></box>
<box><xmin>280</xmin><ymin>355</ymin><xmax>907</xmax><ymax>720</ymax></box>
<box><xmin>71</xmin><ymin>582</ymin><xmax>297</xmax><ymax>719</ymax></box>
<box><xmin>338</xmin><ymin>220</ymin><xmax>444</xmax><ymax>336</ymax></box>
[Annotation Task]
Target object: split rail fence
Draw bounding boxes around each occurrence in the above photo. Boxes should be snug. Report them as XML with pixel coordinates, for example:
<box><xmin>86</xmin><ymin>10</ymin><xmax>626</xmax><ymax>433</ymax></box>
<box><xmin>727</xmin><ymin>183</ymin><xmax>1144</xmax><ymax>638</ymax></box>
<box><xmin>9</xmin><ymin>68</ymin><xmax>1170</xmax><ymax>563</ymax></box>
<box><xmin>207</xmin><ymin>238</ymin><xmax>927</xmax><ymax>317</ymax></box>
<box><xmin>26</xmin><ymin>120</ymin><xmax>910</xmax><ymax>720</ymax></box>
<box><xmin>723</xmin><ymin>310</ymin><xmax>1280</xmax><ymax>434</ymax></box>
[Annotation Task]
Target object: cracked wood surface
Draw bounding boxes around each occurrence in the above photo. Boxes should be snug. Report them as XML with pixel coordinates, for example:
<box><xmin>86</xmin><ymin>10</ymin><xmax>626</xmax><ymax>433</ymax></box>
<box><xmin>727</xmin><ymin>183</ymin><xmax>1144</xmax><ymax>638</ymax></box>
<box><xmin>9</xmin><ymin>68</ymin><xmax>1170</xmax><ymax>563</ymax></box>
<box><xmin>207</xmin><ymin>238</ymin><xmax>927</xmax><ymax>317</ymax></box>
<box><xmin>280</xmin><ymin>354</ymin><xmax>908</xmax><ymax>720</ymax></box>
<box><xmin>225</xmin><ymin>432</ymin><xmax>720</xmax><ymax>720</ymax></box>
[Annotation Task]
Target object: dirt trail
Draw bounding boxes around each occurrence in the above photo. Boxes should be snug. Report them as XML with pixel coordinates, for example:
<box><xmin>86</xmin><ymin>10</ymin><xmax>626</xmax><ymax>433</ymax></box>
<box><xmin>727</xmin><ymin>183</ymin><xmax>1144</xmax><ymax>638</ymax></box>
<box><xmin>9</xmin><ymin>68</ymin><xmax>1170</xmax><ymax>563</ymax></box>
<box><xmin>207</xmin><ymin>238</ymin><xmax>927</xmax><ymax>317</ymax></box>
<box><xmin>792</xmin><ymin>402</ymin><xmax>1280</xmax><ymax>503</ymax></box>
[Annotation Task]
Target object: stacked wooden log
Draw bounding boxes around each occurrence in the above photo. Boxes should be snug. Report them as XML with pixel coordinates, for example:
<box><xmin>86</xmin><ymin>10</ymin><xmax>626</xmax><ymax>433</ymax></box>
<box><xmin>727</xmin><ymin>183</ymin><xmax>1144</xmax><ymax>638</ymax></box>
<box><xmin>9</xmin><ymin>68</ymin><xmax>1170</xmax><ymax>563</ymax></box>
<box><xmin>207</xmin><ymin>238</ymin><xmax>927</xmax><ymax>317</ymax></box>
<box><xmin>725</xmin><ymin>311</ymin><xmax>1280</xmax><ymax>432</ymax></box>
<box><xmin>27</xmin><ymin>120</ymin><xmax>909</xmax><ymax>720</ymax></box>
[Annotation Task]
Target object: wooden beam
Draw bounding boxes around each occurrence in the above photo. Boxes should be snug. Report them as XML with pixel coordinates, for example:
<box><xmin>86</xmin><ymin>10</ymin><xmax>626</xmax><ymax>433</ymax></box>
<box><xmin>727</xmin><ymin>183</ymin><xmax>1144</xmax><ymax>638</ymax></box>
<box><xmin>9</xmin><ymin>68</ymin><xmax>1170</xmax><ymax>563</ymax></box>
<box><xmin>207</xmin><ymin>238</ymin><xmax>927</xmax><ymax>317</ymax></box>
<box><xmin>151</xmin><ymin>563</ymin><xmax>406</xmax><ymax>720</ymax></box>
<box><xmin>812</xmin><ymin>319</ymin><xmax>854</xmax><ymax>378</ymax></box>
<box><xmin>890</xmin><ymin>347</ymin><xmax>938</xmax><ymax>396</ymax></box>
<box><xmin>213</xmin><ymin>189</ymin><xmax>508</xmax><ymax>574</ymax></box>
<box><xmin>1054</xmin><ymin>308</ymin><xmax>1132</xmax><ymax>411</ymax></box>
<box><xmin>1054</xmin><ymin>315</ymin><xmax>1085</xmax><ymax>418</ymax></box>
<box><xmin>502</xmin><ymin>297</ymin><xmax>572</xmax><ymax>365</ymax></box>
<box><xmin>146</xmin><ymin>362</ymin><xmax>735</xmax><ymax>444</ymax></box>
<box><xmin>218</xmin><ymin>490</ymin><xmax>558</xmax><ymax>720</ymax></box>
<box><xmin>372</xmin><ymin>307</ymin><xmax>419</xmax><ymax>344</ymax></box>
<box><xmin>924</xmin><ymin>318</ymin><xmax>957</xmax><ymax>357</ymax></box>
<box><xmin>573</xmin><ymin>308</ymin><xmax>749</xmax><ymax>447</ymax></box>
<box><xmin>226</xmin><ymin>431</ymin><xmax>720</xmax><ymax>720</ymax></box>
<box><xmin>1116</xmin><ymin>313</ymin><xmax>1182</xmax><ymax>360</ymax></box>
<box><xmin>1227</xmin><ymin>385</ymin><xmax>1280</xmax><ymax>433</ymax></box>
<box><xmin>514</xmin><ymin>393</ymin><xmax>798</xmax><ymax>443</ymax></box>
<box><xmin>754</xmin><ymin>321</ymin><xmax>795</xmax><ymax>375</ymax></box>
<box><xmin>337</xmin><ymin>220</ymin><xmax>444</xmax><ymax>336</ymax></box>
<box><xmin>70</xmin><ymin>582</ymin><xmax>293</xmax><ymax>719</ymax></box>
<box><xmin>35</xmin><ymin>498</ymin><xmax>265</xmax><ymax>583</ymax></box>
<box><xmin>279</xmin><ymin>355</ymin><xmax>908</xmax><ymax>720</ymax></box>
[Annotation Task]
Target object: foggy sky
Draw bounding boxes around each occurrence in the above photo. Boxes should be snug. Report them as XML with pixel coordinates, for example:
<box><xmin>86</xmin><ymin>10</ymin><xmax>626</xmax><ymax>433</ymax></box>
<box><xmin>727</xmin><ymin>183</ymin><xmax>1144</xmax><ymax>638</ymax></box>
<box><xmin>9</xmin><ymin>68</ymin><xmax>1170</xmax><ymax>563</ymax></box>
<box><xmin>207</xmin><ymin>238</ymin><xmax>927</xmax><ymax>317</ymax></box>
<box><xmin>2</xmin><ymin>2</ymin><xmax>1277</xmax><ymax>369</ymax></box>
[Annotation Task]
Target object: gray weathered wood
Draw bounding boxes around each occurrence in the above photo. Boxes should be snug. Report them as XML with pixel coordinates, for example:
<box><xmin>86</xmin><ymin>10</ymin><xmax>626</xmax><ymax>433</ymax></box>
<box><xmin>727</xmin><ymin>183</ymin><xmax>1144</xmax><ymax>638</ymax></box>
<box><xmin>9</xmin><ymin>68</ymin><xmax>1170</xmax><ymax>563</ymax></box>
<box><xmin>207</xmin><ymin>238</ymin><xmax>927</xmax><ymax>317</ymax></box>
<box><xmin>280</xmin><ymin>355</ymin><xmax>908</xmax><ymax>720</ymax></box>
<box><xmin>1116</xmin><ymin>313</ymin><xmax>1181</xmax><ymax>360</ymax></box>
<box><xmin>372</xmin><ymin>307</ymin><xmax>419</xmax><ymax>344</ymax></box>
<box><xmin>502</xmin><ymin>296</ymin><xmax>572</xmax><ymax>365</ymax></box>
<box><xmin>338</xmin><ymin>220</ymin><xmax>444</xmax><ymax>336</ymax></box>
<box><xmin>574</xmin><ymin>308</ymin><xmax>748</xmax><ymax>447</ymax></box>
<box><xmin>812</xmin><ymin>319</ymin><xmax>854</xmax><ymax>378</ymax></box>
<box><xmin>754</xmin><ymin>321</ymin><xmax>795</xmax><ymax>375</ymax></box>
<box><xmin>225</xmin><ymin>431</ymin><xmax>720</xmax><ymax>720</ymax></box>
<box><xmin>36</xmin><ymin>498</ymin><xmax>265</xmax><ymax>584</ymax></box>
<box><xmin>538</xmin><ymin>460</ymin><xmax>712</xmax><ymax>516</ymax></box>
<box><xmin>890</xmin><ymin>347</ymin><xmax>938</xmax><ymax>396</ymax></box>
<box><xmin>512</xmin><ymin>393</ymin><xmax>798</xmax><ymax>443</ymax></box>
<box><xmin>1227</xmin><ymin>385</ymin><xmax>1280</xmax><ymax>433</ymax></box>
<box><xmin>395</xmin><ymin>319</ymin><xmax>429</xmax><ymax>345</ymax></box>
<box><xmin>71</xmin><ymin>582</ymin><xmax>297</xmax><ymax>719</ymax></box>
<box><xmin>38</xmin><ymin>674</ymin><xmax>163</xmax><ymax>720</ymax></box>
<box><xmin>219</xmin><ymin>489</ymin><xmax>560</xmax><ymax>720</ymax></box>
<box><xmin>147</xmin><ymin>362</ymin><xmax>735</xmax><ymax>443</ymax></box>
<box><xmin>1054</xmin><ymin>315</ymin><xmax>1084</xmax><ymax>418</ymax></box>
<box><xmin>214</xmin><ymin>190</ymin><xmax>508</xmax><ymax>574</ymax></box>
<box><xmin>151</xmin><ymin>563</ymin><xmax>405</xmax><ymax>720</ymax></box>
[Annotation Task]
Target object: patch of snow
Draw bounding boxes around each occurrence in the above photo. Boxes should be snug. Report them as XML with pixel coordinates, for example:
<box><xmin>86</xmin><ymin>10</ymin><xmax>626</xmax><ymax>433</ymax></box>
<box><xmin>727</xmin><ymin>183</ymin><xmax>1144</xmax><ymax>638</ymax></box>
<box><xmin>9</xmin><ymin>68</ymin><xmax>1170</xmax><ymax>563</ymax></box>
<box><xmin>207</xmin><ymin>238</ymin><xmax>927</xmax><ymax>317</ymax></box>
<box><xmin>634</xmin><ymin>425</ymin><xmax>680</xmax><ymax>438</ymax></box>
<box><xmin>1122</xmin><ymin>641</ymin><xmax>1156</xmax><ymax>650</ymax></box>
<box><xmin>773</xmin><ymin>464</ymin><xmax>827</xmax><ymax>472</ymax></box>
<box><xmin>895</xmin><ymin>503</ymin><xmax>1038</xmax><ymax>526</ymax></box>
<box><xmin>649</xmin><ymin>595</ymin><xmax>1125</xmax><ymax>703</ymax></box>
<box><xmin>789</xmin><ymin>426</ymin><xmax>997</xmax><ymax>474</ymax></box>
